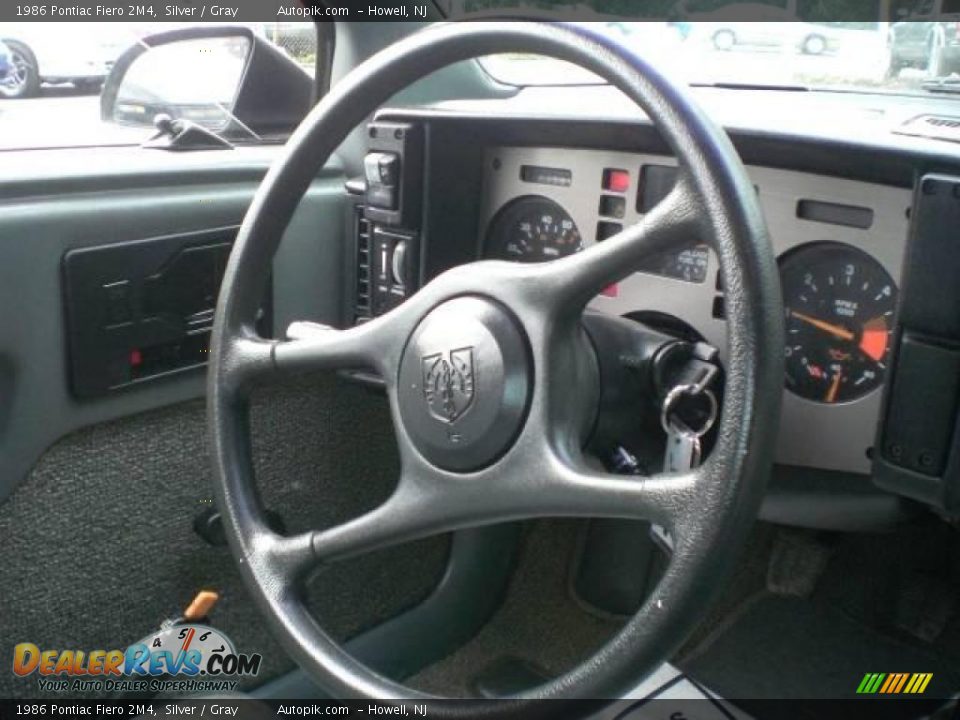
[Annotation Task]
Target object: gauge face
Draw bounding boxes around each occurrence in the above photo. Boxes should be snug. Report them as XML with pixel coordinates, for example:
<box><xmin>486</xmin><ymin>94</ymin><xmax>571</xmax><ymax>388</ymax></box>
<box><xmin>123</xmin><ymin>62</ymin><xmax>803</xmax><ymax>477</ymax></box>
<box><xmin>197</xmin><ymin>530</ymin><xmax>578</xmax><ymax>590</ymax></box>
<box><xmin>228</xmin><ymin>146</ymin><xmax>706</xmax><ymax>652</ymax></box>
<box><xmin>637</xmin><ymin>244</ymin><xmax>710</xmax><ymax>284</ymax></box>
<box><xmin>486</xmin><ymin>196</ymin><xmax>582</xmax><ymax>262</ymax></box>
<box><xmin>780</xmin><ymin>243</ymin><xmax>897</xmax><ymax>404</ymax></box>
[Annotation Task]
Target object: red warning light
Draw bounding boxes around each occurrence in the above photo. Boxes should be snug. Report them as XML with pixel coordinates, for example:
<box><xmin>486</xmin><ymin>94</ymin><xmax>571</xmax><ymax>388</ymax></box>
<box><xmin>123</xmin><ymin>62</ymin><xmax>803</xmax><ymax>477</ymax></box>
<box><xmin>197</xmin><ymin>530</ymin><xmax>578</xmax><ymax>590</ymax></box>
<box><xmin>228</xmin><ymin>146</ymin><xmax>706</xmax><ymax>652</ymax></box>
<box><xmin>603</xmin><ymin>169</ymin><xmax>630</xmax><ymax>193</ymax></box>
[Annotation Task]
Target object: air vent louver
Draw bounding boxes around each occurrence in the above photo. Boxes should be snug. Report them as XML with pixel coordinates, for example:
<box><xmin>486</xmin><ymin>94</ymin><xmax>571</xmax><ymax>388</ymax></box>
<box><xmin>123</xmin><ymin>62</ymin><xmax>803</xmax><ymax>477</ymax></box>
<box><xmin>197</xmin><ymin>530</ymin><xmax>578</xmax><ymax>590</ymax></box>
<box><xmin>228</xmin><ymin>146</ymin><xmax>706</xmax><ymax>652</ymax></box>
<box><xmin>355</xmin><ymin>206</ymin><xmax>371</xmax><ymax>322</ymax></box>
<box><xmin>895</xmin><ymin>114</ymin><xmax>960</xmax><ymax>144</ymax></box>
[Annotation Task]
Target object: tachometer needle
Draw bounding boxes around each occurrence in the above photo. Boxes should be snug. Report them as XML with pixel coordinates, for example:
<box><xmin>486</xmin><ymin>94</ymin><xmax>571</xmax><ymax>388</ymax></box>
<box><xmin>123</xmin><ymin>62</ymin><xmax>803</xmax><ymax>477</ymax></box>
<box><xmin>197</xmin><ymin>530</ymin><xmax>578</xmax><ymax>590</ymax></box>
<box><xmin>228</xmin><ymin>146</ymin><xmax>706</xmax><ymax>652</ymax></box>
<box><xmin>790</xmin><ymin>310</ymin><xmax>855</xmax><ymax>342</ymax></box>
<box><xmin>825</xmin><ymin>370</ymin><xmax>842</xmax><ymax>404</ymax></box>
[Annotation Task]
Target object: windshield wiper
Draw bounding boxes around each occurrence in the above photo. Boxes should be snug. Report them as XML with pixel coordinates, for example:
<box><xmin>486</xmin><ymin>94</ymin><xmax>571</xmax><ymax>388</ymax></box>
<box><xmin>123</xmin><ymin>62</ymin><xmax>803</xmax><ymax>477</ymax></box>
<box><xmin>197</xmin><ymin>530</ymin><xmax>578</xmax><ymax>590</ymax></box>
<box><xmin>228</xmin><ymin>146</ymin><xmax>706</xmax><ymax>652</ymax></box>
<box><xmin>689</xmin><ymin>81</ymin><xmax>809</xmax><ymax>92</ymax></box>
<box><xmin>921</xmin><ymin>78</ymin><xmax>960</xmax><ymax>95</ymax></box>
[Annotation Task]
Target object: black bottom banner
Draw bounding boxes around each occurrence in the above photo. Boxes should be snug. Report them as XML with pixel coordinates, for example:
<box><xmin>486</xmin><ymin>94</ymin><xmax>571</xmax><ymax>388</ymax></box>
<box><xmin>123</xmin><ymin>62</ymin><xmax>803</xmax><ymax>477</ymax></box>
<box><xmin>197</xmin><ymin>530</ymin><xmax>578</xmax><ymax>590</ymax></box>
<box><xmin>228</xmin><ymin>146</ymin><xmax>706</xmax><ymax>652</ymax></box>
<box><xmin>0</xmin><ymin>698</ymin><xmax>956</xmax><ymax>720</ymax></box>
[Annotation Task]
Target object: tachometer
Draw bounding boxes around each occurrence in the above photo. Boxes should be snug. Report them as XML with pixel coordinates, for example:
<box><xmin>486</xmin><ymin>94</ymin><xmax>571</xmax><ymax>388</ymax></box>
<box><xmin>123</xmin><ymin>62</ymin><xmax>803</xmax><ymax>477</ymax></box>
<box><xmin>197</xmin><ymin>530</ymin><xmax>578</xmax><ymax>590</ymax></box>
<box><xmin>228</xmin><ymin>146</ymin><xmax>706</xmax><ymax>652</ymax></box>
<box><xmin>486</xmin><ymin>196</ymin><xmax>582</xmax><ymax>263</ymax></box>
<box><xmin>780</xmin><ymin>242</ymin><xmax>897</xmax><ymax>404</ymax></box>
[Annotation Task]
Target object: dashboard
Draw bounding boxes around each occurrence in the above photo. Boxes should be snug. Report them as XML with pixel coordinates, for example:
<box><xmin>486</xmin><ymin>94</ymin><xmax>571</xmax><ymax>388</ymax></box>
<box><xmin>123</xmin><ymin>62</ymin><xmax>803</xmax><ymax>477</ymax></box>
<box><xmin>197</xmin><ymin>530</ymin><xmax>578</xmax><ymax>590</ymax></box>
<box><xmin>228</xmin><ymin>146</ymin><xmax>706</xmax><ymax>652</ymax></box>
<box><xmin>348</xmin><ymin>91</ymin><xmax>960</xmax><ymax>524</ymax></box>
<box><xmin>478</xmin><ymin>146</ymin><xmax>910</xmax><ymax>475</ymax></box>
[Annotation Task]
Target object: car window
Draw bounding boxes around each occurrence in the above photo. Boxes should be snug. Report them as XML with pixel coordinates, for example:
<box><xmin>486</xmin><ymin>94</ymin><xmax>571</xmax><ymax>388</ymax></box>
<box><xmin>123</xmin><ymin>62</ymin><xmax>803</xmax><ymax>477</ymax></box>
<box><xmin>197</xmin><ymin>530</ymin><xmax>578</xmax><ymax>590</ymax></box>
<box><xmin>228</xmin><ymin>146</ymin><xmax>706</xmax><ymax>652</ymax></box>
<box><xmin>0</xmin><ymin>22</ymin><xmax>318</xmax><ymax>150</ymax></box>
<box><xmin>478</xmin><ymin>20</ymin><xmax>960</xmax><ymax>96</ymax></box>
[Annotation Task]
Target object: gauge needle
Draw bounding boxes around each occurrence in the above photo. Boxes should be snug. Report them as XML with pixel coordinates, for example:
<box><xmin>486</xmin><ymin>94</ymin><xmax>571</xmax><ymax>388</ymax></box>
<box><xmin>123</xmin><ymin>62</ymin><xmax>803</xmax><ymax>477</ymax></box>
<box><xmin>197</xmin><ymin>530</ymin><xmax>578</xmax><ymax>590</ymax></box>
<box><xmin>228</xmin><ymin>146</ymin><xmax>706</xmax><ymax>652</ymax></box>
<box><xmin>825</xmin><ymin>370</ymin><xmax>842</xmax><ymax>404</ymax></box>
<box><xmin>790</xmin><ymin>310</ymin><xmax>855</xmax><ymax>342</ymax></box>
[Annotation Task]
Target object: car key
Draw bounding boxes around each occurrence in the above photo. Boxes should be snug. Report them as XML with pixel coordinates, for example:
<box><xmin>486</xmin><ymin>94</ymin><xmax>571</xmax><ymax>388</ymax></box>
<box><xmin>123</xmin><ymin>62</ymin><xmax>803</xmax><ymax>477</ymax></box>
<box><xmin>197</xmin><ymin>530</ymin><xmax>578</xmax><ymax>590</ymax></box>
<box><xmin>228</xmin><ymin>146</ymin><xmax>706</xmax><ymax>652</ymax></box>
<box><xmin>664</xmin><ymin>419</ymin><xmax>702</xmax><ymax>473</ymax></box>
<box><xmin>659</xmin><ymin>382</ymin><xmax>718</xmax><ymax>471</ymax></box>
<box><xmin>652</xmin><ymin>384</ymin><xmax>718</xmax><ymax>552</ymax></box>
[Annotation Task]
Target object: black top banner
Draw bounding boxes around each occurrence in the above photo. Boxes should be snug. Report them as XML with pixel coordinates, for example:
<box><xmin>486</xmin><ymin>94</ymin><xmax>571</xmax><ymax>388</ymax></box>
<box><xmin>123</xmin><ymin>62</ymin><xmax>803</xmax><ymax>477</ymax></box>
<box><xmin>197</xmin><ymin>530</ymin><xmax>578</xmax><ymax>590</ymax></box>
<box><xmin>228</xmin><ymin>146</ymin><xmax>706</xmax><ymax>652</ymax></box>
<box><xmin>4</xmin><ymin>0</ymin><xmax>424</xmax><ymax>22</ymax></box>
<box><xmin>0</xmin><ymin>0</ymin><xmax>952</xmax><ymax>23</ymax></box>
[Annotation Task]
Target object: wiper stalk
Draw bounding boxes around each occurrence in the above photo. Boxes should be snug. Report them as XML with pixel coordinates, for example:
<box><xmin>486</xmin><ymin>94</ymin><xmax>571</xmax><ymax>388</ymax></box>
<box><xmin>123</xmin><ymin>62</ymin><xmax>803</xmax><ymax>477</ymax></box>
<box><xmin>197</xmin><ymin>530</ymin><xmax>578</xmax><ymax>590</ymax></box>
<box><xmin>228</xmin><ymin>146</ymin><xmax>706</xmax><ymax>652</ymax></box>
<box><xmin>921</xmin><ymin>78</ymin><xmax>960</xmax><ymax>95</ymax></box>
<box><xmin>689</xmin><ymin>81</ymin><xmax>809</xmax><ymax>92</ymax></box>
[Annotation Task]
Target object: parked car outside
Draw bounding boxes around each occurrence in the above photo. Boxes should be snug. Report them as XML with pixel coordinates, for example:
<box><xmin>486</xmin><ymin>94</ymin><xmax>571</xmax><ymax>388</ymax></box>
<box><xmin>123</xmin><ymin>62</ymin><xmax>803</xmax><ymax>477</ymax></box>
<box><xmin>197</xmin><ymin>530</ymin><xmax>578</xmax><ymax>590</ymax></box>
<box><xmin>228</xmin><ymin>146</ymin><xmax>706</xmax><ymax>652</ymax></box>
<box><xmin>887</xmin><ymin>0</ymin><xmax>960</xmax><ymax>78</ymax></box>
<box><xmin>0</xmin><ymin>39</ymin><xmax>11</xmax><ymax>83</ymax></box>
<box><xmin>687</xmin><ymin>18</ymin><xmax>845</xmax><ymax>55</ymax></box>
<box><xmin>0</xmin><ymin>23</ymin><xmax>130</xmax><ymax>98</ymax></box>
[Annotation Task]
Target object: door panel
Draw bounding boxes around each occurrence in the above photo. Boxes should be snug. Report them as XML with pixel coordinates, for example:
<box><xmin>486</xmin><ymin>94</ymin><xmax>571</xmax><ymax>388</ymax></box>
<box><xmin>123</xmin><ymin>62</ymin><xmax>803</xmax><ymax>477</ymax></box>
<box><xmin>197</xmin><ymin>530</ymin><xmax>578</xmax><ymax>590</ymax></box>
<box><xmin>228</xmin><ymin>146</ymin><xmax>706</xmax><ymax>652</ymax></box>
<box><xmin>0</xmin><ymin>147</ymin><xmax>342</xmax><ymax>501</ymax></box>
<box><xmin>0</xmin><ymin>146</ymin><xmax>451</xmax><ymax>698</ymax></box>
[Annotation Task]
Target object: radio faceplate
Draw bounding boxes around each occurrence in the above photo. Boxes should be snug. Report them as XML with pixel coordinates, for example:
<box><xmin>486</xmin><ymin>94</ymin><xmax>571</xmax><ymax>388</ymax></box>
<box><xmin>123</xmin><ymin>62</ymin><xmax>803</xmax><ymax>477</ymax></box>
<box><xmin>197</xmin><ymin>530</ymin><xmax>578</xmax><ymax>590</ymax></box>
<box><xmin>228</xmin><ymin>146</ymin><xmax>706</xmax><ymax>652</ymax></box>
<box><xmin>62</xmin><ymin>227</ymin><xmax>270</xmax><ymax>399</ymax></box>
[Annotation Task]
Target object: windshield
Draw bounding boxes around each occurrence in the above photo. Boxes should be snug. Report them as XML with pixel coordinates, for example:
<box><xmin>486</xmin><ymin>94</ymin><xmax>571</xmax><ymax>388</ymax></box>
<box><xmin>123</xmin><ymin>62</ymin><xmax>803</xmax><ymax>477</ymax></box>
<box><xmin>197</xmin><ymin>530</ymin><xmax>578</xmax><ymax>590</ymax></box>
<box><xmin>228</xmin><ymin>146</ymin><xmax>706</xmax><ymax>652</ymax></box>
<box><xmin>479</xmin><ymin>19</ymin><xmax>960</xmax><ymax>96</ymax></box>
<box><xmin>1</xmin><ymin>16</ymin><xmax>957</xmax><ymax>153</ymax></box>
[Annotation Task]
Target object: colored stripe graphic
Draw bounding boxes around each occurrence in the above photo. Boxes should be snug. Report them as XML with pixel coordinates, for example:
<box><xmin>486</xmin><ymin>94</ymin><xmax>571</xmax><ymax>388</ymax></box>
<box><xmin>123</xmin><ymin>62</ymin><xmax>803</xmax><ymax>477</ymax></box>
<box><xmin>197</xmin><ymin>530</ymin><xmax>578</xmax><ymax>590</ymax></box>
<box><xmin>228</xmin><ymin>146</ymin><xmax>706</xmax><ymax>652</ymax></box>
<box><xmin>857</xmin><ymin>673</ymin><xmax>932</xmax><ymax>694</ymax></box>
<box><xmin>892</xmin><ymin>673</ymin><xmax>909</xmax><ymax>693</ymax></box>
<box><xmin>879</xmin><ymin>674</ymin><xmax>896</xmax><ymax>693</ymax></box>
<box><xmin>905</xmin><ymin>673</ymin><xmax>933</xmax><ymax>694</ymax></box>
<box><xmin>856</xmin><ymin>673</ymin><xmax>885</xmax><ymax>694</ymax></box>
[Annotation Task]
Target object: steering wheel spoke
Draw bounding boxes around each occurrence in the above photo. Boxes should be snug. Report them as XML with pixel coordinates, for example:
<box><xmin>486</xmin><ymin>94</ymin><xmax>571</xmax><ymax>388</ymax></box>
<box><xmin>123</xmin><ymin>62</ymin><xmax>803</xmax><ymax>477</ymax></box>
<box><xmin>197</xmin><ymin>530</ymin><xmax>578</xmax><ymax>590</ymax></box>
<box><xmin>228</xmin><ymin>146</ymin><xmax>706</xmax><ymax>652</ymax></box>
<box><xmin>262</xmin><ymin>529</ymin><xmax>320</xmax><ymax>586</ymax></box>
<box><xmin>522</xmin><ymin>175</ymin><xmax>701</xmax><ymax>313</ymax></box>
<box><xmin>280</xmin><ymin>435</ymin><xmax>702</xmax><ymax>573</ymax></box>
<box><xmin>273</xmin><ymin>316</ymin><xmax>398</xmax><ymax>377</ymax></box>
<box><xmin>221</xmin><ymin>311</ymin><xmax>415</xmax><ymax>396</ymax></box>
<box><xmin>260</xmin><ymin>472</ymin><xmax>447</xmax><ymax>584</ymax></box>
<box><xmin>270</xmin><ymin>460</ymin><xmax>501</xmax><ymax>575</ymax></box>
<box><xmin>218</xmin><ymin>334</ymin><xmax>279</xmax><ymax>392</ymax></box>
<box><xmin>544</xmin><ymin>457</ymin><xmax>701</xmax><ymax>532</ymax></box>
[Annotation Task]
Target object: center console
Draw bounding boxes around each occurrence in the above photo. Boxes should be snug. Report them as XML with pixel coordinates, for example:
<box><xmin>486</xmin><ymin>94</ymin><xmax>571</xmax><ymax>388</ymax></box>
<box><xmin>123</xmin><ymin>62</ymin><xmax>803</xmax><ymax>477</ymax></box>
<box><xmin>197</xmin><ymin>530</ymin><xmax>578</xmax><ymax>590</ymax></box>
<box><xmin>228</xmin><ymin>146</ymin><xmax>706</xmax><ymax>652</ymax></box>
<box><xmin>353</xmin><ymin>121</ymin><xmax>424</xmax><ymax>321</ymax></box>
<box><xmin>872</xmin><ymin>174</ymin><xmax>960</xmax><ymax>513</ymax></box>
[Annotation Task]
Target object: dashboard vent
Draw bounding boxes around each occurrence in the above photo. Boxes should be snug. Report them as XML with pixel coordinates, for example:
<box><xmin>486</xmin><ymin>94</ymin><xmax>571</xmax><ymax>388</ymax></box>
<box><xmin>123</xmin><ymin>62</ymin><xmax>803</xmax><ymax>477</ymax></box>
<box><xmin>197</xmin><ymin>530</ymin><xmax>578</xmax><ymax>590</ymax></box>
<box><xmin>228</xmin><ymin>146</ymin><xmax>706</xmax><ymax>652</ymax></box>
<box><xmin>895</xmin><ymin>114</ymin><xmax>960</xmax><ymax>144</ymax></box>
<box><xmin>354</xmin><ymin>206</ymin><xmax>372</xmax><ymax>322</ymax></box>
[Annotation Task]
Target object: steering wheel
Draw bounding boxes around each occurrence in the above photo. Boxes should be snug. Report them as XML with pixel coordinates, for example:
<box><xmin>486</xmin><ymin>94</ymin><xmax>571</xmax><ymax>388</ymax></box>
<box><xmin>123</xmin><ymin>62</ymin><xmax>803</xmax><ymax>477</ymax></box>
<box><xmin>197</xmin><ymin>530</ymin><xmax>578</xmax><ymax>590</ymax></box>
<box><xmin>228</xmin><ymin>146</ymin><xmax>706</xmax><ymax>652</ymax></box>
<box><xmin>208</xmin><ymin>21</ymin><xmax>783</xmax><ymax>709</ymax></box>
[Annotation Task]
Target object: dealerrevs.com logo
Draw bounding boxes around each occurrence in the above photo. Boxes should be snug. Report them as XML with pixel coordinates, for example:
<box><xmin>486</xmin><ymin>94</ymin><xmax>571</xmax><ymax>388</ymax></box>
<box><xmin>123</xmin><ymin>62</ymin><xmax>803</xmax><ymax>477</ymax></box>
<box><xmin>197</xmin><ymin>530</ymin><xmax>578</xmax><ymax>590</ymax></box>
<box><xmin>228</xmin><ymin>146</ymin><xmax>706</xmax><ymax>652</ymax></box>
<box><xmin>12</xmin><ymin>624</ymin><xmax>262</xmax><ymax>694</ymax></box>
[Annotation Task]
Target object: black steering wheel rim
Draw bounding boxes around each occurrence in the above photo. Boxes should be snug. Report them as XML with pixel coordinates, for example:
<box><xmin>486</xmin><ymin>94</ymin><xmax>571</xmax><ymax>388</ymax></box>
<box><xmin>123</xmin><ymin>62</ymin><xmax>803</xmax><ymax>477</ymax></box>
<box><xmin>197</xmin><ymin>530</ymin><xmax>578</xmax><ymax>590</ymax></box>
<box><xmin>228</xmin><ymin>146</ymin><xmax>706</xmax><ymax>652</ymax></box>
<box><xmin>208</xmin><ymin>21</ymin><xmax>784</xmax><ymax>709</ymax></box>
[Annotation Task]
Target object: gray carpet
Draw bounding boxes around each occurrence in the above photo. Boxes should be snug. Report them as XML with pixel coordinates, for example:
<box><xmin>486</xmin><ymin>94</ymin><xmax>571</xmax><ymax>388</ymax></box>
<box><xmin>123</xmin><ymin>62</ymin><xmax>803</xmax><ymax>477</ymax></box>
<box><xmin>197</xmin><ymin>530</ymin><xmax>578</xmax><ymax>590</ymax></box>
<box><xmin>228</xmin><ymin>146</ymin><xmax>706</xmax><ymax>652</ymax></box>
<box><xmin>684</xmin><ymin>592</ymin><xmax>960</xmax><ymax>700</ymax></box>
<box><xmin>406</xmin><ymin>515</ymin><xmax>960</xmax><ymax>703</ymax></box>
<box><xmin>409</xmin><ymin>519</ymin><xmax>624</xmax><ymax>697</ymax></box>
<box><xmin>675</xmin><ymin>521</ymin><xmax>777</xmax><ymax>660</ymax></box>
<box><xmin>681</xmin><ymin>520</ymin><xmax>960</xmax><ymax>702</ymax></box>
<box><xmin>0</xmin><ymin>373</ymin><xmax>449</xmax><ymax>699</ymax></box>
<box><xmin>407</xmin><ymin>520</ymin><xmax>776</xmax><ymax>698</ymax></box>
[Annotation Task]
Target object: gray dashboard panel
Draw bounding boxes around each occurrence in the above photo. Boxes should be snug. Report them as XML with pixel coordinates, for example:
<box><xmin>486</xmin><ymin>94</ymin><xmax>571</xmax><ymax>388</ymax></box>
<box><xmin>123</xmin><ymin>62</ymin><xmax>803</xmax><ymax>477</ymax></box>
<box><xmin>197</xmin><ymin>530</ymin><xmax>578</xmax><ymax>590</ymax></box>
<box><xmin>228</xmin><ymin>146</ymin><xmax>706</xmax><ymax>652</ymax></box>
<box><xmin>0</xmin><ymin>147</ymin><xmax>346</xmax><ymax>503</ymax></box>
<box><xmin>481</xmin><ymin>146</ymin><xmax>911</xmax><ymax>475</ymax></box>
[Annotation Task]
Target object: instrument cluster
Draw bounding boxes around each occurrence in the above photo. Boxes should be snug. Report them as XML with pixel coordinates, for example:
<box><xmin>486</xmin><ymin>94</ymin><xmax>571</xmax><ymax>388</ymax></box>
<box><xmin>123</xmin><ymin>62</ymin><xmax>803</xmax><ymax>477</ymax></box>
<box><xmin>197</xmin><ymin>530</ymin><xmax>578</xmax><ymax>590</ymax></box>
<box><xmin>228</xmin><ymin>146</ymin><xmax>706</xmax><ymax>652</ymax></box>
<box><xmin>480</xmin><ymin>146</ymin><xmax>910</xmax><ymax>474</ymax></box>
<box><xmin>484</xmin><ymin>162</ymin><xmax>710</xmax><ymax>285</ymax></box>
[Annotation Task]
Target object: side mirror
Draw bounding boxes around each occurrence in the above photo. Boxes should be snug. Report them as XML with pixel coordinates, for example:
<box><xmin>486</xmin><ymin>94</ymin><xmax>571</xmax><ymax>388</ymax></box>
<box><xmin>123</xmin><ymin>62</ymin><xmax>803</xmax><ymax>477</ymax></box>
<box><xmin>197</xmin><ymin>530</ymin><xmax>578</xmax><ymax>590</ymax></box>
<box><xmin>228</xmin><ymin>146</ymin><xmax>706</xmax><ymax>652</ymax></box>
<box><xmin>101</xmin><ymin>26</ymin><xmax>313</xmax><ymax>140</ymax></box>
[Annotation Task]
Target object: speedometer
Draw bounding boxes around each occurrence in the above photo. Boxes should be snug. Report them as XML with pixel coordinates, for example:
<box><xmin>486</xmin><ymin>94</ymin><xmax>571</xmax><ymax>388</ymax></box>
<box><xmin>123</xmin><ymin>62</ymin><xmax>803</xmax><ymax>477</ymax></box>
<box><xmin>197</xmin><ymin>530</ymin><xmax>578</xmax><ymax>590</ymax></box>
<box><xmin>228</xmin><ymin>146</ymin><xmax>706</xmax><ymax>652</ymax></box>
<box><xmin>780</xmin><ymin>242</ymin><xmax>897</xmax><ymax>404</ymax></box>
<box><xmin>486</xmin><ymin>196</ymin><xmax>582</xmax><ymax>263</ymax></box>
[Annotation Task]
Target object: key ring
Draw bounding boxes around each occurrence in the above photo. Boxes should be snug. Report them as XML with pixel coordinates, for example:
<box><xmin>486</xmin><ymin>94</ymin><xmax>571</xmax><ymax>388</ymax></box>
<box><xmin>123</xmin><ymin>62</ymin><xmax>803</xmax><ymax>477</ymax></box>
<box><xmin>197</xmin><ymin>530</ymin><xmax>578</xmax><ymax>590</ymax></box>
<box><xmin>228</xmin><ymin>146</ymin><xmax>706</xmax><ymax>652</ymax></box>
<box><xmin>660</xmin><ymin>383</ymin><xmax>718</xmax><ymax>439</ymax></box>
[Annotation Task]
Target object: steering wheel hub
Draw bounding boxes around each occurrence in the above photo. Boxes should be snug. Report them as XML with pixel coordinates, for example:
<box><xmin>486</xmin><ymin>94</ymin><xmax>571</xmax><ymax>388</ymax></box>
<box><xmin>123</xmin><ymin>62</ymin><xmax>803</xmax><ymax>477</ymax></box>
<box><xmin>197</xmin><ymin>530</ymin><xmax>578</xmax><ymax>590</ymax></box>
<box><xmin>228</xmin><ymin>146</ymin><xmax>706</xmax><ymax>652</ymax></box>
<box><xmin>397</xmin><ymin>296</ymin><xmax>531</xmax><ymax>472</ymax></box>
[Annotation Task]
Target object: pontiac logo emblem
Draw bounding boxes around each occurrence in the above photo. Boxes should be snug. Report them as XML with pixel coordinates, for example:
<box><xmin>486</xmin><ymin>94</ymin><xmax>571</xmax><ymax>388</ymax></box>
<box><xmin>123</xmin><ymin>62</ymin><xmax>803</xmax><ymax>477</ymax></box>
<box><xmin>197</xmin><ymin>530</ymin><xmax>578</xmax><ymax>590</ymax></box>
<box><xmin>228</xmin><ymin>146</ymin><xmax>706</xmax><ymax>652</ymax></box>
<box><xmin>422</xmin><ymin>347</ymin><xmax>475</xmax><ymax>423</ymax></box>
